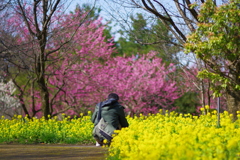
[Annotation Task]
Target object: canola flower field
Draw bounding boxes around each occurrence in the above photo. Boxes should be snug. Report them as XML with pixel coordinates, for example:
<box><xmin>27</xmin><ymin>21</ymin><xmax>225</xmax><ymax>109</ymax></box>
<box><xmin>0</xmin><ymin>113</ymin><xmax>94</xmax><ymax>144</ymax></box>
<box><xmin>0</xmin><ymin>110</ymin><xmax>239</xmax><ymax>160</ymax></box>
<box><xmin>109</xmin><ymin>110</ymin><xmax>240</xmax><ymax>160</ymax></box>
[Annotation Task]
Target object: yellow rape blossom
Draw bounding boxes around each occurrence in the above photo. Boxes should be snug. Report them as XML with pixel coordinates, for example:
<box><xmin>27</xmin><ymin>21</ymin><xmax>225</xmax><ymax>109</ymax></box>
<box><xmin>108</xmin><ymin>111</ymin><xmax>240</xmax><ymax>160</ymax></box>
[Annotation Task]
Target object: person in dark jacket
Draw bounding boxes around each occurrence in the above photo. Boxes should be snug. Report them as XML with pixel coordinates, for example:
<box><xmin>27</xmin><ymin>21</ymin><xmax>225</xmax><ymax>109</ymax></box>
<box><xmin>91</xmin><ymin>93</ymin><xmax>129</xmax><ymax>146</ymax></box>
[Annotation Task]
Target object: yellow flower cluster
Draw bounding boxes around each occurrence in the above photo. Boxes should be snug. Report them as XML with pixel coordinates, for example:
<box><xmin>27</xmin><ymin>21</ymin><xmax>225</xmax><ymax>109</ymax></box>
<box><xmin>0</xmin><ymin>113</ymin><xmax>94</xmax><ymax>144</ymax></box>
<box><xmin>109</xmin><ymin>111</ymin><xmax>240</xmax><ymax>160</ymax></box>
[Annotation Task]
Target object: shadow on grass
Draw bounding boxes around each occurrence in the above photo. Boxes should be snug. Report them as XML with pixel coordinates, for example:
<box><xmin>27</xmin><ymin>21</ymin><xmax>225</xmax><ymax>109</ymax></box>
<box><xmin>0</xmin><ymin>144</ymin><xmax>108</xmax><ymax>160</ymax></box>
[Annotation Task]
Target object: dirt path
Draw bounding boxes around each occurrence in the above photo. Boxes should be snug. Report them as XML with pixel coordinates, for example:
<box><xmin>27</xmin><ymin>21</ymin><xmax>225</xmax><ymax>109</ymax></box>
<box><xmin>0</xmin><ymin>144</ymin><xmax>108</xmax><ymax>160</ymax></box>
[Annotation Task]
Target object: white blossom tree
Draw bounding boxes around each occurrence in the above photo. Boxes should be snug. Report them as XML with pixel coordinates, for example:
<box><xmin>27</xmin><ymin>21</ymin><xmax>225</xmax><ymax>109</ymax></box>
<box><xmin>0</xmin><ymin>79</ymin><xmax>21</xmax><ymax>118</ymax></box>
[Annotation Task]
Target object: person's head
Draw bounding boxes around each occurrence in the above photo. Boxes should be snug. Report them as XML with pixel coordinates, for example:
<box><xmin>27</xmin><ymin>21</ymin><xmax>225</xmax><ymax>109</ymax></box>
<box><xmin>108</xmin><ymin>93</ymin><xmax>119</xmax><ymax>101</ymax></box>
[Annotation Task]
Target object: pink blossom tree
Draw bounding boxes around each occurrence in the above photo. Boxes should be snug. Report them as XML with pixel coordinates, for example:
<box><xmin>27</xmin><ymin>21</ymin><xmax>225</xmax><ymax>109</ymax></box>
<box><xmin>47</xmin><ymin>17</ymin><xmax>115</xmax><ymax>117</ymax></box>
<box><xmin>50</xmin><ymin>48</ymin><xmax>181</xmax><ymax>116</ymax></box>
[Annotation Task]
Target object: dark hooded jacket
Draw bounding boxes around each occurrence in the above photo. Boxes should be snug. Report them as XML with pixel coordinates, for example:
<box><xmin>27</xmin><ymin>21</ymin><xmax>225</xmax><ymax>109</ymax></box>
<box><xmin>91</xmin><ymin>98</ymin><xmax>129</xmax><ymax>130</ymax></box>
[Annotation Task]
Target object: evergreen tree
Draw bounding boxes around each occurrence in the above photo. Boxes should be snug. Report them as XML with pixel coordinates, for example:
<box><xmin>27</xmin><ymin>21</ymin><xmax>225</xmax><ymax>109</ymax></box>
<box><xmin>174</xmin><ymin>92</ymin><xmax>200</xmax><ymax>115</ymax></box>
<box><xmin>116</xmin><ymin>13</ymin><xmax>180</xmax><ymax>63</ymax></box>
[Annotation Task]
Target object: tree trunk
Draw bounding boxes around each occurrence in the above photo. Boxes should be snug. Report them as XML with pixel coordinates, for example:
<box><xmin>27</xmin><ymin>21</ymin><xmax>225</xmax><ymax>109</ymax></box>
<box><xmin>38</xmin><ymin>76</ymin><xmax>50</xmax><ymax>120</ymax></box>
<box><xmin>226</xmin><ymin>88</ymin><xmax>240</xmax><ymax>121</ymax></box>
<box><xmin>226</xmin><ymin>61</ymin><xmax>240</xmax><ymax>121</ymax></box>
